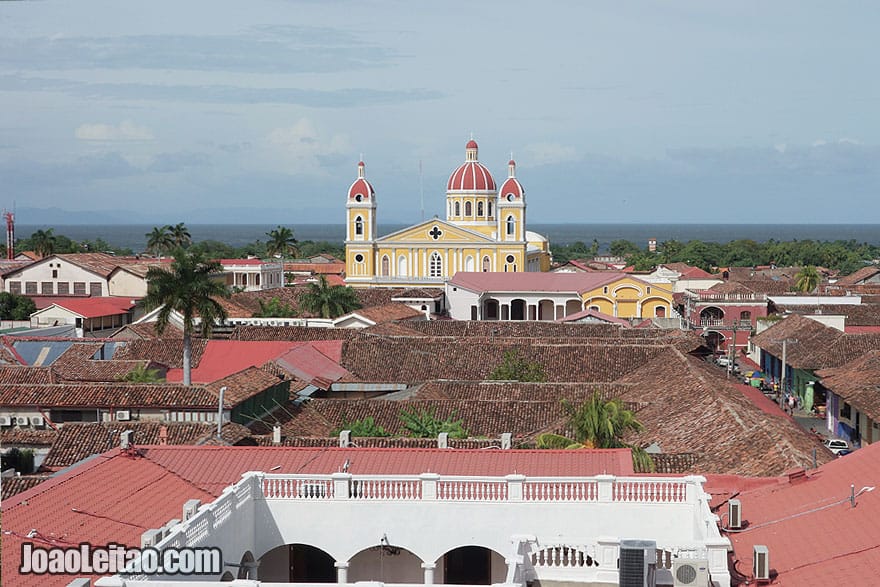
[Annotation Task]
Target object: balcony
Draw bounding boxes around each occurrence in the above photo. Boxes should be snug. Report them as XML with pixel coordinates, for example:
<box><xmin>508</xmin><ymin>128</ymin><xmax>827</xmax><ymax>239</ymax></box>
<box><xmin>99</xmin><ymin>472</ymin><xmax>731</xmax><ymax>587</ymax></box>
<box><xmin>695</xmin><ymin>319</ymin><xmax>753</xmax><ymax>330</ymax></box>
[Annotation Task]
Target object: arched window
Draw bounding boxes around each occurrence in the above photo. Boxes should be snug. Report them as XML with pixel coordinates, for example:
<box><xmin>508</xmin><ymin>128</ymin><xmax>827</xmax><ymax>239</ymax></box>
<box><xmin>506</xmin><ymin>215</ymin><xmax>515</xmax><ymax>236</ymax></box>
<box><xmin>454</xmin><ymin>202</ymin><xmax>461</xmax><ymax>216</ymax></box>
<box><xmin>465</xmin><ymin>201</ymin><xmax>472</xmax><ymax>216</ymax></box>
<box><xmin>465</xmin><ymin>256</ymin><xmax>475</xmax><ymax>271</ymax></box>
<box><xmin>477</xmin><ymin>201</ymin><xmax>484</xmax><ymax>216</ymax></box>
<box><xmin>398</xmin><ymin>255</ymin><xmax>408</xmax><ymax>277</ymax></box>
<box><xmin>381</xmin><ymin>255</ymin><xmax>390</xmax><ymax>276</ymax></box>
<box><xmin>482</xmin><ymin>256</ymin><xmax>491</xmax><ymax>272</ymax></box>
<box><xmin>740</xmin><ymin>310</ymin><xmax>752</xmax><ymax>321</ymax></box>
<box><xmin>429</xmin><ymin>252</ymin><xmax>443</xmax><ymax>277</ymax></box>
<box><xmin>355</xmin><ymin>216</ymin><xmax>364</xmax><ymax>237</ymax></box>
<box><xmin>487</xmin><ymin>201</ymin><xmax>493</xmax><ymax>217</ymax></box>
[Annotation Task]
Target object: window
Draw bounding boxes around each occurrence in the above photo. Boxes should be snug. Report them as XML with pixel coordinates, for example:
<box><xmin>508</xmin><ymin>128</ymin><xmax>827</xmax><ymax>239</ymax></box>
<box><xmin>57</xmin><ymin>282</ymin><xmax>69</xmax><ymax>295</ymax></box>
<box><xmin>740</xmin><ymin>310</ymin><xmax>752</xmax><ymax>321</ymax></box>
<box><xmin>465</xmin><ymin>256</ymin><xmax>475</xmax><ymax>272</ymax></box>
<box><xmin>477</xmin><ymin>201</ymin><xmax>484</xmax><ymax>216</ymax></box>
<box><xmin>41</xmin><ymin>282</ymin><xmax>54</xmax><ymax>295</ymax></box>
<box><xmin>398</xmin><ymin>256</ymin><xmax>408</xmax><ymax>277</ymax></box>
<box><xmin>381</xmin><ymin>255</ymin><xmax>390</xmax><ymax>276</ymax></box>
<box><xmin>429</xmin><ymin>252</ymin><xmax>442</xmax><ymax>277</ymax></box>
<box><xmin>482</xmin><ymin>256</ymin><xmax>491</xmax><ymax>272</ymax></box>
<box><xmin>589</xmin><ymin>305</ymin><xmax>600</xmax><ymax>311</ymax></box>
<box><xmin>603</xmin><ymin>286</ymin><xmax>609</xmax><ymax>294</ymax></box>
<box><xmin>841</xmin><ymin>402</ymin><xmax>852</xmax><ymax>420</ymax></box>
<box><xmin>354</xmin><ymin>194</ymin><xmax>362</xmax><ymax>202</ymax></box>
<box><xmin>52</xmin><ymin>269</ymin><xmax>58</xmax><ymax>278</ymax></box>
<box><xmin>454</xmin><ymin>202</ymin><xmax>461</xmax><ymax>216</ymax></box>
<box><xmin>9</xmin><ymin>281</ymin><xmax>21</xmax><ymax>294</ymax></box>
<box><xmin>646</xmin><ymin>286</ymin><xmax>651</xmax><ymax>294</ymax></box>
<box><xmin>89</xmin><ymin>283</ymin><xmax>102</xmax><ymax>296</ymax></box>
<box><xmin>255</xmin><ymin>274</ymin><xmax>260</xmax><ymax>286</ymax></box>
<box><xmin>471</xmin><ymin>306</ymin><xmax>478</xmax><ymax>320</ymax></box>
<box><xmin>25</xmin><ymin>281</ymin><xmax>37</xmax><ymax>294</ymax></box>
<box><xmin>74</xmin><ymin>282</ymin><xmax>86</xmax><ymax>295</ymax></box>
<box><xmin>506</xmin><ymin>193</ymin><xmax>515</xmax><ymax>202</ymax></box>
<box><xmin>487</xmin><ymin>201</ymin><xmax>493</xmax><ymax>217</ymax></box>
<box><xmin>355</xmin><ymin>216</ymin><xmax>364</xmax><ymax>237</ymax></box>
<box><xmin>465</xmin><ymin>201</ymin><xmax>472</xmax><ymax>216</ymax></box>
<box><xmin>506</xmin><ymin>255</ymin><xmax>515</xmax><ymax>263</ymax></box>
<box><xmin>506</xmin><ymin>215</ymin><xmax>515</xmax><ymax>236</ymax></box>
<box><xmin>655</xmin><ymin>306</ymin><xmax>666</xmax><ymax>318</ymax></box>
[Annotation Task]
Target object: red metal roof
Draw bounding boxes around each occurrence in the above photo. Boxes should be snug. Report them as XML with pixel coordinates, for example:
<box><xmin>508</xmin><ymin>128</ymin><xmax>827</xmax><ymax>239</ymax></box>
<box><xmin>275</xmin><ymin>341</ymin><xmax>349</xmax><ymax>387</ymax></box>
<box><xmin>164</xmin><ymin>340</ymin><xmax>297</xmax><ymax>383</ymax></box>
<box><xmin>721</xmin><ymin>441</ymin><xmax>880</xmax><ymax>585</ymax></box>
<box><xmin>31</xmin><ymin>296</ymin><xmax>138</xmax><ymax>318</ymax></box>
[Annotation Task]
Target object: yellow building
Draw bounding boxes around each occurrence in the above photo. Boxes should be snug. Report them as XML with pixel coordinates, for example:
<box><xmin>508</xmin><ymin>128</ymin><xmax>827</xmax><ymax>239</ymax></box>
<box><xmin>345</xmin><ymin>140</ymin><xmax>551</xmax><ymax>287</ymax></box>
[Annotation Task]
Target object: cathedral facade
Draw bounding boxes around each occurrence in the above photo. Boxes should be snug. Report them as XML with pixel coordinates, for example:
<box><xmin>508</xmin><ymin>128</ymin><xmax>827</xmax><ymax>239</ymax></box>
<box><xmin>345</xmin><ymin>140</ymin><xmax>551</xmax><ymax>287</ymax></box>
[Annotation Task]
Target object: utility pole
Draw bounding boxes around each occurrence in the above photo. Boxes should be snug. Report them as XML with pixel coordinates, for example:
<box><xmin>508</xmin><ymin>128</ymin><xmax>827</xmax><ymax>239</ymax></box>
<box><xmin>726</xmin><ymin>319</ymin><xmax>738</xmax><ymax>379</ymax></box>
<box><xmin>769</xmin><ymin>338</ymin><xmax>797</xmax><ymax>403</ymax></box>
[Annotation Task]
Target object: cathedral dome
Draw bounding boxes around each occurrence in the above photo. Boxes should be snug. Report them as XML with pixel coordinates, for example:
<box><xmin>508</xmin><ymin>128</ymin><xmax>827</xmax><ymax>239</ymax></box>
<box><xmin>499</xmin><ymin>158</ymin><xmax>524</xmax><ymax>200</ymax></box>
<box><xmin>348</xmin><ymin>161</ymin><xmax>375</xmax><ymax>201</ymax></box>
<box><xmin>447</xmin><ymin>140</ymin><xmax>496</xmax><ymax>192</ymax></box>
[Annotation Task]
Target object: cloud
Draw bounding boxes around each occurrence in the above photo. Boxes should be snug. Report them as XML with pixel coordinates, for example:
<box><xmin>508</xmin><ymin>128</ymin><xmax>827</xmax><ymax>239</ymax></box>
<box><xmin>75</xmin><ymin>121</ymin><xmax>154</xmax><ymax>141</ymax></box>
<box><xmin>148</xmin><ymin>151</ymin><xmax>210</xmax><ymax>173</ymax></box>
<box><xmin>0</xmin><ymin>74</ymin><xmax>442</xmax><ymax>107</ymax></box>
<box><xmin>519</xmin><ymin>142</ymin><xmax>579</xmax><ymax>167</ymax></box>
<box><xmin>265</xmin><ymin>119</ymin><xmax>350</xmax><ymax>174</ymax></box>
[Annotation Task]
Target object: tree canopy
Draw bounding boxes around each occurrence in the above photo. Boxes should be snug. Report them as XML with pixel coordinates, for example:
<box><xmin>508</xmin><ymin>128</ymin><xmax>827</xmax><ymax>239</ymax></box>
<box><xmin>488</xmin><ymin>349</ymin><xmax>546</xmax><ymax>382</ymax></box>
<box><xmin>0</xmin><ymin>292</ymin><xmax>37</xmax><ymax>320</ymax></box>
<box><xmin>299</xmin><ymin>275</ymin><xmax>360</xmax><ymax>319</ymax></box>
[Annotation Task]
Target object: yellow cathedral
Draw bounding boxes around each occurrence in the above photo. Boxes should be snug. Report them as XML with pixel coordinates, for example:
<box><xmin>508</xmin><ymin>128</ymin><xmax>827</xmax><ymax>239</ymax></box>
<box><xmin>345</xmin><ymin>140</ymin><xmax>552</xmax><ymax>287</ymax></box>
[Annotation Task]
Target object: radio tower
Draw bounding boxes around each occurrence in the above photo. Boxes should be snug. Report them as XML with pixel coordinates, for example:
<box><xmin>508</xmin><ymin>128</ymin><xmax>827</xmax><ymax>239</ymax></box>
<box><xmin>3</xmin><ymin>210</ymin><xmax>13</xmax><ymax>260</ymax></box>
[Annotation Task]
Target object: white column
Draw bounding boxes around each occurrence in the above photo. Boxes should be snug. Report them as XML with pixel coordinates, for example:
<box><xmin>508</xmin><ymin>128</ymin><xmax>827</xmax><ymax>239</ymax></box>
<box><xmin>335</xmin><ymin>561</ymin><xmax>350</xmax><ymax>584</ymax></box>
<box><xmin>422</xmin><ymin>562</ymin><xmax>436</xmax><ymax>585</ymax></box>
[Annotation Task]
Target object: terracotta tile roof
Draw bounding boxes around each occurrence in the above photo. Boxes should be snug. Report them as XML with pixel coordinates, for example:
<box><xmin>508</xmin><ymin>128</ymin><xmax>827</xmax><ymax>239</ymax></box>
<box><xmin>726</xmin><ymin>441</ymin><xmax>880</xmax><ymax>585</ymax></box>
<box><xmin>113</xmin><ymin>338</ymin><xmax>207</xmax><ymax>368</ymax></box>
<box><xmin>41</xmin><ymin>422</ymin><xmax>253</xmax><ymax>469</ymax></box>
<box><xmin>109</xmin><ymin>322</ymin><xmax>183</xmax><ymax>340</ymax></box>
<box><xmin>817</xmin><ymin>350</ymin><xmax>880</xmax><ymax>421</ymax></box>
<box><xmin>1</xmin><ymin>450</ymin><xmax>218</xmax><ymax>587</ymax></box>
<box><xmin>392</xmin><ymin>288</ymin><xmax>445</xmax><ymax>299</ymax></box>
<box><xmin>835</xmin><ymin>265</ymin><xmax>880</xmax><ymax>286</ymax></box>
<box><xmin>111</xmin><ymin>262</ymin><xmax>167</xmax><ymax>278</ymax></box>
<box><xmin>557</xmin><ymin>307</ymin><xmax>632</xmax><ymax>325</ymax></box>
<box><xmin>396</xmin><ymin>320</ymin><xmax>673</xmax><ymax>339</ymax></box>
<box><xmin>283</xmin><ymin>261</ymin><xmax>345</xmax><ymax>274</ymax></box>
<box><xmin>229</xmin><ymin>325</ymin><xmax>359</xmax><ymax>341</ymax></box>
<box><xmin>615</xmin><ymin>349</ymin><xmax>833</xmax><ymax>477</ymax></box>
<box><xmin>204</xmin><ymin>366</ymin><xmax>287</xmax><ymax>406</ymax></box>
<box><xmin>0</xmin><ymin>428</ymin><xmax>58</xmax><ymax>446</ymax></box>
<box><xmin>1</xmin><ymin>475</ymin><xmax>53</xmax><ymax>500</ymax></box>
<box><xmin>348</xmin><ymin>303</ymin><xmax>424</xmax><ymax>324</ymax></box>
<box><xmin>256</xmin><ymin>436</ymin><xmax>516</xmax><ymax>449</ymax></box>
<box><xmin>340</xmin><ymin>338</ymin><xmax>674</xmax><ymax>383</ymax></box>
<box><xmin>49</xmin><ymin>342</ymin><xmax>158</xmax><ymax>382</ymax></box>
<box><xmin>0</xmin><ymin>366</ymin><xmax>57</xmax><ymax>384</ymax></box>
<box><xmin>662</xmin><ymin>263</ymin><xmax>716</xmax><ymax>279</ymax></box>
<box><xmin>751</xmin><ymin>314</ymin><xmax>844</xmax><ymax>369</ymax></box>
<box><xmin>771</xmin><ymin>303</ymin><xmax>880</xmax><ymax>326</ymax></box>
<box><xmin>815</xmin><ymin>332</ymin><xmax>880</xmax><ymax>368</ymax></box>
<box><xmin>354</xmin><ymin>287</ymin><xmax>417</xmax><ymax>308</ymax></box>
<box><xmin>55</xmin><ymin>252</ymin><xmax>121</xmax><ymax>277</ymax></box>
<box><xmin>412</xmin><ymin>380</ymin><xmax>637</xmax><ymax>403</ymax></box>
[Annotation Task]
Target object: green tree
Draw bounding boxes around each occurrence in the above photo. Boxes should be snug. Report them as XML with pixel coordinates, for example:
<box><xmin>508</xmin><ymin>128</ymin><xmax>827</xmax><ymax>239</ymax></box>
<box><xmin>120</xmin><ymin>364</ymin><xmax>164</xmax><ymax>383</ymax></box>
<box><xmin>0</xmin><ymin>292</ymin><xmax>37</xmax><ymax>320</ymax></box>
<box><xmin>794</xmin><ymin>265</ymin><xmax>821</xmax><ymax>293</ymax></box>
<box><xmin>609</xmin><ymin>239</ymin><xmax>642</xmax><ymax>258</ymax></box>
<box><xmin>170</xmin><ymin>222</ymin><xmax>192</xmax><ymax>249</ymax></box>
<box><xmin>145</xmin><ymin>225</ymin><xmax>174</xmax><ymax>257</ymax></box>
<box><xmin>1</xmin><ymin>447</ymin><xmax>35</xmax><ymax>474</ymax></box>
<box><xmin>266</xmin><ymin>226</ymin><xmax>298</xmax><ymax>258</ymax></box>
<box><xmin>140</xmin><ymin>249</ymin><xmax>230</xmax><ymax>385</ymax></box>
<box><xmin>400</xmin><ymin>407</ymin><xmax>470</xmax><ymax>439</ymax></box>
<box><xmin>563</xmin><ymin>395</ymin><xmax>644</xmax><ymax>449</ymax></box>
<box><xmin>252</xmin><ymin>297</ymin><xmax>298</xmax><ymax>318</ymax></box>
<box><xmin>333</xmin><ymin>416</ymin><xmax>390</xmax><ymax>438</ymax></box>
<box><xmin>299</xmin><ymin>275</ymin><xmax>361</xmax><ymax>319</ymax></box>
<box><xmin>30</xmin><ymin>229</ymin><xmax>57</xmax><ymax>257</ymax></box>
<box><xmin>488</xmin><ymin>349</ymin><xmax>546</xmax><ymax>382</ymax></box>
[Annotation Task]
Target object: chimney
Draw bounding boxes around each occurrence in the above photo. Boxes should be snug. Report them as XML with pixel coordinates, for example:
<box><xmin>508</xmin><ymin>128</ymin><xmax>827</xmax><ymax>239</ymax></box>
<box><xmin>339</xmin><ymin>429</ymin><xmax>351</xmax><ymax>448</ymax></box>
<box><xmin>272</xmin><ymin>425</ymin><xmax>282</xmax><ymax>445</ymax></box>
<box><xmin>500</xmin><ymin>433</ymin><xmax>512</xmax><ymax>450</ymax></box>
<box><xmin>120</xmin><ymin>430</ymin><xmax>133</xmax><ymax>450</ymax></box>
<box><xmin>437</xmin><ymin>432</ymin><xmax>448</xmax><ymax>449</ymax></box>
<box><xmin>158</xmin><ymin>425</ymin><xmax>168</xmax><ymax>446</ymax></box>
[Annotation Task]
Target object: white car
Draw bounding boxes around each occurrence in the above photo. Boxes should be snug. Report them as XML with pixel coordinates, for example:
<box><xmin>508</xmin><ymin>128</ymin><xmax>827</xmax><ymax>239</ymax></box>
<box><xmin>823</xmin><ymin>438</ymin><xmax>850</xmax><ymax>455</ymax></box>
<box><xmin>716</xmin><ymin>356</ymin><xmax>731</xmax><ymax>367</ymax></box>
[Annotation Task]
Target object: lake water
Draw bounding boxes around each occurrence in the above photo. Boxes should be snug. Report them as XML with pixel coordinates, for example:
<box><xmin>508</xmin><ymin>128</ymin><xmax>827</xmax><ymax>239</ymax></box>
<box><xmin>16</xmin><ymin>223</ymin><xmax>880</xmax><ymax>253</ymax></box>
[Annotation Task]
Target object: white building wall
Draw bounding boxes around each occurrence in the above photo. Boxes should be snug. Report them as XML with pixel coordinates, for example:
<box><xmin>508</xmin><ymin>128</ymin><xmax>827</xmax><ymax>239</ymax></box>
<box><xmin>4</xmin><ymin>259</ymin><xmax>108</xmax><ymax>296</ymax></box>
<box><xmin>109</xmin><ymin>271</ymin><xmax>149</xmax><ymax>297</ymax></box>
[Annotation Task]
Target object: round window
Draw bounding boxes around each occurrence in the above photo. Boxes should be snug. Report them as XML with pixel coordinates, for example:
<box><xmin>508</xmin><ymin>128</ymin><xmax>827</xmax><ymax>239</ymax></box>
<box><xmin>355</xmin><ymin>194</ymin><xmax>363</xmax><ymax>202</ymax></box>
<box><xmin>354</xmin><ymin>254</ymin><xmax>364</xmax><ymax>263</ymax></box>
<box><xmin>506</xmin><ymin>255</ymin><xmax>515</xmax><ymax>263</ymax></box>
<box><xmin>506</xmin><ymin>194</ymin><xmax>515</xmax><ymax>201</ymax></box>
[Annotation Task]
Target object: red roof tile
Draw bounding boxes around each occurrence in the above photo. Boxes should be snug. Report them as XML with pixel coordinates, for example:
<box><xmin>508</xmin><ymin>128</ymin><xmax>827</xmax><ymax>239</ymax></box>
<box><xmin>164</xmin><ymin>340</ymin><xmax>299</xmax><ymax>383</ymax></box>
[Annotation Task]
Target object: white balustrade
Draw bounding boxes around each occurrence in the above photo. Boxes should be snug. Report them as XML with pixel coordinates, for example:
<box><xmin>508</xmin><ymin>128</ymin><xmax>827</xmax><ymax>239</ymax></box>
<box><xmin>351</xmin><ymin>476</ymin><xmax>422</xmax><ymax>500</ymax></box>
<box><xmin>524</xmin><ymin>478</ymin><xmax>599</xmax><ymax>501</ymax></box>
<box><xmin>612</xmin><ymin>478</ymin><xmax>687</xmax><ymax>503</ymax></box>
<box><xmin>437</xmin><ymin>477</ymin><xmax>508</xmax><ymax>501</ymax></box>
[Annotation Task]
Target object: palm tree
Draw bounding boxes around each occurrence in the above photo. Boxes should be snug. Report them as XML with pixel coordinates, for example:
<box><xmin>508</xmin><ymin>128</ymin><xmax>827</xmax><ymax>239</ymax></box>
<box><xmin>265</xmin><ymin>226</ymin><xmax>298</xmax><ymax>258</ymax></box>
<box><xmin>31</xmin><ymin>229</ymin><xmax>56</xmax><ymax>257</ymax></box>
<box><xmin>140</xmin><ymin>249</ymin><xmax>230</xmax><ymax>385</ymax></box>
<box><xmin>563</xmin><ymin>395</ymin><xmax>644</xmax><ymax>449</ymax></box>
<box><xmin>169</xmin><ymin>222</ymin><xmax>192</xmax><ymax>249</ymax></box>
<box><xmin>145</xmin><ymin>225</ymin><xmax>174</xmax><ymax>257</ymax></box>
<box><xmin>795</xmin><ymin>265</ymin><xmax>821</xmax><ymax>293</ymax></box>
<box><xmin>299</xmin><ymin>275</ymin><xmax>360</xmax><ymax>319</ymax></box>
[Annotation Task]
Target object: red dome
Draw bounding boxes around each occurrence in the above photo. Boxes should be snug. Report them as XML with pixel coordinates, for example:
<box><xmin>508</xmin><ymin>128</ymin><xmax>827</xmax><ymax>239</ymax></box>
<box><xmin>447</xmin><ymin>139</ymin><xmax>496</xmax><ymax>191</ymax></box>
<box><xmin>348</xmin><ymin>161</ymin><xmax>375</xmax><ymax>200</ymax></box>
<box><xmin>499</xmin><ymin>176</ymin><xmax>523</xmax><ymax>199</ymax></box>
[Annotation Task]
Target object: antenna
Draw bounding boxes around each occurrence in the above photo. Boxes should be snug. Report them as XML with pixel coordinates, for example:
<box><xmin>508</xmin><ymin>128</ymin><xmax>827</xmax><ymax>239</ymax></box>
<box><xmin>419</xmin><ymin>159</ymin><xmax>424</xmax><ymax>222</ymax></box>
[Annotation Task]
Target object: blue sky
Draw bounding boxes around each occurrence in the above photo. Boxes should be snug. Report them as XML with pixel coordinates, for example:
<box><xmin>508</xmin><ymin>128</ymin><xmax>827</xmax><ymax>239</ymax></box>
<box><xmin>1</xmin><ymin>0</ymin><xmax>878</xmax><ymax>224</ymax></box>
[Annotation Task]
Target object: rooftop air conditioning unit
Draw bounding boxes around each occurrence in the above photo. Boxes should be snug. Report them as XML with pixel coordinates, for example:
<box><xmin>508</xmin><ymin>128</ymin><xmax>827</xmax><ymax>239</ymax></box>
<box><xmin>30</xmin><ymin>416</ymin><xmax>45</xmax><ymax>427</ymax></box>
<box><xmin>728</xmin><ymin>499</ymin><xmax>742</xmax><ymax>530</ymax></box>
<box><xmin>672</xmin><ymin>558</ymin><xmax>709</xmax><ymax>587</ymax></box>
<box><xmin>0</xmin><ymin>416</ymin><xmax>11</xmax><ymax>427</ymax></box>
<box><xmin>753</xmin><ymin>545</ymin><xmax>769</xmax><ymax>581</ymax></box>
<box><xmin>116</xmin><ymin>410</ymin><xmax>131</xmax><ymax>421</ymax></box>
<box><xmin>13</xmin><ymin>416</ymin><xmax>29</xmax><ymax>426</ymax></box>
<box><xmin>619</xmin><ymin>539</ymin><xmax>657</xmax><ymax>587</ymax></box>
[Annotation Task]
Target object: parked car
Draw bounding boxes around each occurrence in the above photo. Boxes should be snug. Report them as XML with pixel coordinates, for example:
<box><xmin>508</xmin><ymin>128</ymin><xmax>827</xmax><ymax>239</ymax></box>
<box><xmin>823</xmin><ymin>438</ymin><xmax>850</xmax><ymax>455</ymax></box>
<box><xmin>716</xmin><ymin>356</ymin><xmax>731</xmax><ymax>367</ymax></box>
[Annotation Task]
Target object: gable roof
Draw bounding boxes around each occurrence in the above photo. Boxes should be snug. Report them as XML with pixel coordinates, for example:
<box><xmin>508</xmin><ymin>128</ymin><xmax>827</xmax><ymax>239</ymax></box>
<box><xmin>835</xmin><ymin>265</ymin><xmax>880</xmax><ymax>286</ymax></box>
<box><xmin>556</xmin><ymin>307</ymin><xmax>632</xmax><ymax>326</ymax></box>
<box><xmin>32</xmin><ymin>297</ymin><xmax>138</xmax><ymax>319</ymax></box>
<box><xmin>751</xmin><ymin>314</ymin><xmax>844</xmax><ymax>369</ymax></box>
<box><xmin>661</xmin><ymin>263</ymin><xmax>716</xmax><ymax>279</ymax></box>
<box><xmin>817</xmin><ymin>350</ymin><xmax>880</xmax><ymax>421</ymax></box>
<box><xmin>376</xmin><ymin>218</ymin><xmax>496</xmax><ymax>244</ymax></box>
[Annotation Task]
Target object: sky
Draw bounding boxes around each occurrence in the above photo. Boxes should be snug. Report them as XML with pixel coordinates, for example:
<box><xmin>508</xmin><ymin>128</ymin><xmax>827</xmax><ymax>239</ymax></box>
<box><xmin>1</xmin><ymin>0</ymin><xmax>879</xmax><ymax>225</ymax></box>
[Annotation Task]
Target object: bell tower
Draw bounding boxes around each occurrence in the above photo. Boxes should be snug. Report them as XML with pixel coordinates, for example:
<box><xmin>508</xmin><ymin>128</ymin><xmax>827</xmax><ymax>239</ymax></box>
<box><xmin>345</xmin><ymin>160</ymin><xmax>377</xmax><ymax>281</ymax></box>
